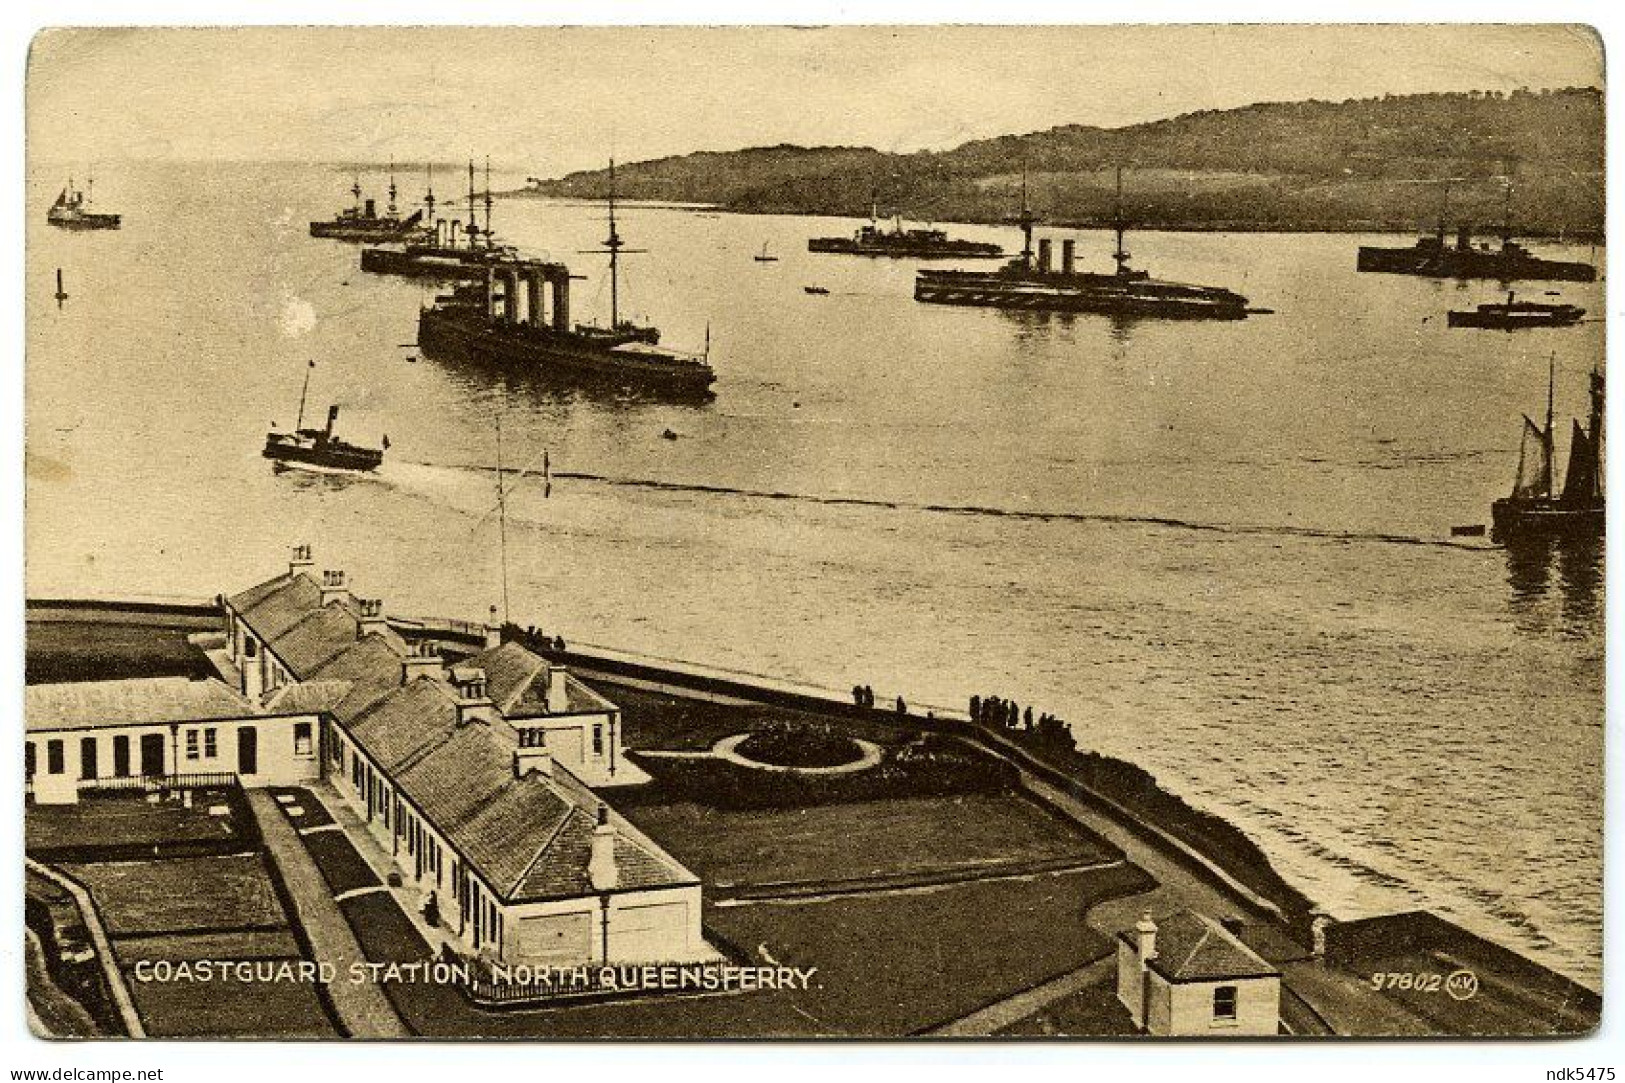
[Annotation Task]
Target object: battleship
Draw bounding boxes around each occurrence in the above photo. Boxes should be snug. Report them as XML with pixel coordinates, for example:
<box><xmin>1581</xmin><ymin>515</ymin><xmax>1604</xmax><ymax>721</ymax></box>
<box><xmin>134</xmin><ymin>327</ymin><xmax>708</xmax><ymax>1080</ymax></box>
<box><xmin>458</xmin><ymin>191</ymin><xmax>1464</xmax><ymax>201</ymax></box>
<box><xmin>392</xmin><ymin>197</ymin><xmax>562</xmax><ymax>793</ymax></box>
<box><xmin>416</xmin><ymin>160</ymin><xmax>715</xmax><ymax>397</ymax></box>
<box><xmin>360</xmin><ymin>161</ymin><xmax>518</xmax><ymax>281</ymax></box>
<box><xmin>309</xmin><ymin>163</ymin><xmax>428</xmax><ymax>243</ymax></box>
<box><xmin>46</xmin><ymin>176</ymin><xmax>120</xmax><ymax>230</ymax></box>
<box><xmin>1490</xmin><ymin>359</ymin><xmax>1603</xmax><ymax>542</ymax></box>
<box><xmin>262</xmin><ymin>362</ymin><xmax>385</xmax><ymax>473</ymax></box>
<box><xmin>1357</xmin><ymin>177</ymin><xmax>1596</xmax><ymax>282</ymax></box>
<box><xmin>1447</xmin><ymin>292</ymin><xmax>1585</xmax><ymax>330</ymax></box>
<box><xmin>914</xmin><ymin>169</ymin><xmax>1251</xmax><ymax>319</ymax></box>
<box><xmin>810</xmin><ymin>202</ymin><xmax>1003</xmax><ymax>259</ymax></box>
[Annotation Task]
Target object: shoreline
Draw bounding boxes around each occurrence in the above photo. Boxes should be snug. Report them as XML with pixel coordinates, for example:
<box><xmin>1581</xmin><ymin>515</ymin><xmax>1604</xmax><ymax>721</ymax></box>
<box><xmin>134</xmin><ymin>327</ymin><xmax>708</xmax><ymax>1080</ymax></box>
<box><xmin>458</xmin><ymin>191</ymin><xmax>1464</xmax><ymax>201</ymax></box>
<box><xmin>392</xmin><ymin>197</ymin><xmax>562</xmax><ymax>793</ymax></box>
<box><xmin>24</xmin><ymin>596</ymin><xmax>1599</xmax><ymax>1000</ymax></box>
<box><xmin>499</xmin><ymin>191</ymin><xmax>1607</xmax><ymax>244</ymax></box>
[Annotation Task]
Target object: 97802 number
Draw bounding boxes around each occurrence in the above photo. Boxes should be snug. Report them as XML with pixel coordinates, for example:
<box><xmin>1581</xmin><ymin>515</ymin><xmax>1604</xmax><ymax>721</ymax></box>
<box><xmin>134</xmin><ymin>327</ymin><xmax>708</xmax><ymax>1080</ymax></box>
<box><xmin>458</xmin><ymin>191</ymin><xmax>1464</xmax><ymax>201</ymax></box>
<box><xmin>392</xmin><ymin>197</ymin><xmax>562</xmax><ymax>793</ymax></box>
<box><xmin>1370</xmin><ymin>972</ymin><xmax>1442</xmax><ymax>992</ymax></box>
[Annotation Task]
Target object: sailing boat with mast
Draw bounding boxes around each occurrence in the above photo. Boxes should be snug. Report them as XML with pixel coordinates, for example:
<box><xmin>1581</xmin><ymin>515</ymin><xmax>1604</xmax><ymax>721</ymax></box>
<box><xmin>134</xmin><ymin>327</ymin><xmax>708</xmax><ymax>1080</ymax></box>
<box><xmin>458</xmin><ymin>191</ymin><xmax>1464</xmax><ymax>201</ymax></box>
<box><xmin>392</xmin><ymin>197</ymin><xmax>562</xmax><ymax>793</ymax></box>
<box><xmin>913</xmin><ymin>166</ymin><xmax>1252</xmax><ymax>319</ymax></box>
<box><xmin>415</xmin><ymin>157</ymin><xmax>716</xmax><ymax>397</ymax></box>
<box><xmin>1490</xmin><ymin>357</ymin><xmax>1604</xmax><ymax>541</ymax></box>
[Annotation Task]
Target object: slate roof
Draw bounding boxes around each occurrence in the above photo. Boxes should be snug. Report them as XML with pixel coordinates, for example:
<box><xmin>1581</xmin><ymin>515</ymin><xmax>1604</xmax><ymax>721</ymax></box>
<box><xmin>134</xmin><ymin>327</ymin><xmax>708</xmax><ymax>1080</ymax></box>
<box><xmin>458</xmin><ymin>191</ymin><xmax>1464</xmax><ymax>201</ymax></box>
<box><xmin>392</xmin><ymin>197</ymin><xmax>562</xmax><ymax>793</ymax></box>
<box><xmin>220</xmin><ymin>566</ymin><xmax>693</xmax><ymax>905</ymax></box>
<box><xmin>231</xmin><ymin>574</ymin><xmax>325</xmax><ymax>645</ymax></box>
<box><xmin>28</xmin><ymin>677</ymin><xmax>258</xmax><ymax>732</ymax></box>
<box><xmin>462</xmin><ymin>640</ymin><xmax>616</xmax><ymax>718</ymax></box>
<box><xmin>1121</xmin><ymin>911</ymin><xmax>1280</xmax><ymax>983</ymax></box>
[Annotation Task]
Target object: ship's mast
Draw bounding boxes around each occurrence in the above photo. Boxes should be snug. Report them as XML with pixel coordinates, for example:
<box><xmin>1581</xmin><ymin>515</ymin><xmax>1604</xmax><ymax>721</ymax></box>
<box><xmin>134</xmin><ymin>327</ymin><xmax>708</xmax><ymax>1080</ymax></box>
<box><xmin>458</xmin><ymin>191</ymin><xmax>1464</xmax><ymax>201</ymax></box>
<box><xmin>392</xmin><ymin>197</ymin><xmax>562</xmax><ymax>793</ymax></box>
<box><xmin>466</xmin><ymin>159</ymin><xmax>480</xmax><ymax>247</ymax></box>
<box><xmin>483</xmin><ymin>157</ymin><xmax>494</xmax><ymax>243</ymax></box>
<box><xmin>1112</xmin><ymin>165</ymin><xmax>1132</xmax><ymax>276</ymax></box>
<box><xmin>295</xmin><ymin>360</ymin><xmax>314</xmax><ymax>432</ymax></box>
<box><xmin>424</xmin><ymin>162</ymin><xmax>436</xmax><ymax>225</ymax></box>
<box><xmin>1500</xmin><ymin>164</ymin><xmax>1515</xmax><ymax>246</ymax></box>
<box><xmin>607</xmin><ymin>158</ymin><xmax>622</xmax><ymax>328</ymax></box>
<box><xmin>351</xmin><ymin>173</ymin><xmax>362</xmax><ymax>211</ymax></box>
<box><xmin>388</xmin><ymin>157</ymin><xmax>398</xmax><ymax>216</ymax></box>
<box><xmin>1544</xmin><ymin>352</ymin><xmax>1557</xmax><ymax>498</ymax></box>
<box><xmin>1015</xmin><ymin>167</ymin><xmax>1038</xmax><ymax>269</ymax></box>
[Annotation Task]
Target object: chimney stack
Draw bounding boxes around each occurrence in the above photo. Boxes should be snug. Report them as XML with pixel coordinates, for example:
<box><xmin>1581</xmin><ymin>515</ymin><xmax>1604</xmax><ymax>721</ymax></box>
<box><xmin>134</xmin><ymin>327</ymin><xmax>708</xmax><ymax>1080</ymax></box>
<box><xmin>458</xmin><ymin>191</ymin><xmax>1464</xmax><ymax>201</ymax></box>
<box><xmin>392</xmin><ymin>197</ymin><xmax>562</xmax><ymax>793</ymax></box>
<box><xmin>1061</xmin><ymin>238</ymin><xmax>1076</xmax><ymax>275</ymax></box>
<box><xmin>588</xmin><ymin>804</ymin><xmax>619</xmax><ymax>892</ymax></box>
<box><xmin>512</xmin><ymin>744</ymin><xmax>553</xmax><ymax>779</ymax></box>
<box><xmin>1135</xmin><ymin>912</ymin><xmax>1158</xmax><ymax>963</ymax></box>
<box><xmin>451</xmin><ymin>666</ymin><xmax>493</xmax><ymax>724</ymax></box>
<box><xmin>357</xmin><ymin>598</ymin><xmax>387</xmax><ymax>640</ymax></box>
<box><xmin>400</xmin><ymin>640</ymin><xmax>443</xmax><ymax>686</ymax></box>
<box><xmin>289</xmin><ymin>544</ymin><xmax>315</xmax><ymax>579</ymax></box>
<box><xmin>1037</xmin><ymin>237</ymin><xmax>1053</xmax><ymax>273</ymax></box>
<box><xmin>546</xmin><ymin>665</ymin><xmax>570</xmax><ymax>714</ymax></box>
<box><xmin>319</xmin><ymin>569</ymin><xmax>348</xmax><ymax>606</ymax></box>
<box><xmin>484</xmin><ymin>605</ymin><xmax>502</xmax><ymax>650</ymax></box>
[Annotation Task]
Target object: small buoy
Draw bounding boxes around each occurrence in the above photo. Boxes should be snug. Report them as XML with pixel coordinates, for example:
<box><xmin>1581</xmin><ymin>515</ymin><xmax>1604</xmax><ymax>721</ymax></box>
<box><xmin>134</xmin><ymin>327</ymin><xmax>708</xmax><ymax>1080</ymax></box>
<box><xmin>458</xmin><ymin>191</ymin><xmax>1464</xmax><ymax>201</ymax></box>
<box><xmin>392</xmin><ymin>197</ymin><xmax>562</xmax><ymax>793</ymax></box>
<box><xmin>661</xmin><ymin>428</ymin><xmax>678</xmax><ymax>441</ymax></box>
<box><xmin>405</xmin><ymin>355</ymin><xmax>418</xmax><ymax>363</ymax></box>
<box><xmin>792</xmin><ymin>401</ymin><xmax>801</xmax><ymax>409</ymax></box>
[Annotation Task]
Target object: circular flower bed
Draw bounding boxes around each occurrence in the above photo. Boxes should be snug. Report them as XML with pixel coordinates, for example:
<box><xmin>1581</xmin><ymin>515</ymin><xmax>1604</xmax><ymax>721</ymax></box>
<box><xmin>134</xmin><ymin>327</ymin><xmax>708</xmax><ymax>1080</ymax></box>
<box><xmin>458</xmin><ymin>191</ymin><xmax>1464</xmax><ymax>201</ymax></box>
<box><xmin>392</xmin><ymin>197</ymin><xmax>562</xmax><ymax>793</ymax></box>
<box><xmin>734</xmin><ymin>724</ymin><xmax>865</xmax><ymax>769</ymax></box>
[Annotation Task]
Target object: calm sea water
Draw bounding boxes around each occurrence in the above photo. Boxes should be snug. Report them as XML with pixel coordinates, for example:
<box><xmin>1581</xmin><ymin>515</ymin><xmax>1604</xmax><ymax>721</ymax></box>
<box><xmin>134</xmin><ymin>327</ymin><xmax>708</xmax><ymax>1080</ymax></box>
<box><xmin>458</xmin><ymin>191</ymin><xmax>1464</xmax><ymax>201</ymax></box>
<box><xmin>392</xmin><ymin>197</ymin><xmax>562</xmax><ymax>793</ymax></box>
<box><xmin>26</xmin><ymin>161</ymin><xmax>1605</xmax><ymax>988</ymax></box>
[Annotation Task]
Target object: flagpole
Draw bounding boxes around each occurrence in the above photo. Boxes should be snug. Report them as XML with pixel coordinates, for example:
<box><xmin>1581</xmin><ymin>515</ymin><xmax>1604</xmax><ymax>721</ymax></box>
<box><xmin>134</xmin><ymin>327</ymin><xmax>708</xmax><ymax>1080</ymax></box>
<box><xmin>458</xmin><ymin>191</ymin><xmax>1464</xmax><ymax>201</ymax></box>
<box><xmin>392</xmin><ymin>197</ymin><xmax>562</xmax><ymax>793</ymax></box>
<box><xmin>495</xmin><ymin>411</ymin><xmax>511</xmax><ymax>628</ymax></box>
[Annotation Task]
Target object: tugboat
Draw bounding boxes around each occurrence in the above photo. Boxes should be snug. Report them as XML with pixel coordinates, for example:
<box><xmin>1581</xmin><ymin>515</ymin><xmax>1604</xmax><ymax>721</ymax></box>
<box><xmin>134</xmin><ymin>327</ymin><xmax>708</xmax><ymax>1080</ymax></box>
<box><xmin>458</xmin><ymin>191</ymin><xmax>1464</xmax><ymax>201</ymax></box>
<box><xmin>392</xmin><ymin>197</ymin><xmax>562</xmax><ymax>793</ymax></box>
<box><xmin>309</xmin><ymin>162</ymin><xmax>429</xmax><ymax>243</ymax></box>
<box><xmin>1448</xmin><ymin>291</ymin><xmax>1586</xmax><ymax>330</ymax></box>
<box><xmin>914</xmin><ymin>168</ymin><xmax>1250</xmax><ymax>320</ymax></box>
<box><xmin>1490</xmin><ymin>358</ymin><xmax>1603</xmax><ymax>542</ymax></box>
<box><xmin>811</xmin><ymin>197</ymin><xmax>1002</xmax><ymax>259</ymax></box>
<box><xmin>263</xmin><ymin>362</ymin><xmax>385</xmax><ymax>473</ymax></box>
<box><xmin>1357</xmin><ymin>175</ymin><xmax>1596</xmax><ymax>282</ymax></box>
<box><xmin>46</xmin><ymin>176</ymin><xmax>121</xmax><ymax>230</ymax></box>
<box><xmin>416</xmin><ymin>159</ymin><xmax>715</xmax><ymax>398</ymax></box>
<box><xmin>360</xmin><ymin>160</ymin><xmax>518</xmax><ymax>280</ymax></box>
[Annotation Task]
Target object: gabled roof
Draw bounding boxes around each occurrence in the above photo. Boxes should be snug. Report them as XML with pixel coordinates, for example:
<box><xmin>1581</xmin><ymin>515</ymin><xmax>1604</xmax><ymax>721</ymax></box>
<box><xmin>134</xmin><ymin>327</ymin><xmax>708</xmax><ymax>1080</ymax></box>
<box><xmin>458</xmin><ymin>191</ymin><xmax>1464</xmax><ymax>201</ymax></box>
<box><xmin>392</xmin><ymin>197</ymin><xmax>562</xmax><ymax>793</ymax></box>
<box><xmin>218</xmin><ymin>564</ymin><xmax>691</xmax><ymax>905</ymax></box>
<box><xmin>262</xmin><ymin>679</ymin><xmax>354</xmax><ymax>716</ymax></box>
<box><xmin>28</xmin><ymin>677</ymin><xmax>257</xmax><ymax>732</ymax></box>
<box><xmin>231</xmin><ymin>574</ymin><xmax>325</xmax><ymax>644</ymax></box>
<box><xmin>463</xmin><ymin>641</ymin><xmax>548</xmax><ymax>715</ymax></box>
<box><xmin>1121</xmin><ymin>910</ymin><xmax>1280</xmax><ymax>983</ymax></box>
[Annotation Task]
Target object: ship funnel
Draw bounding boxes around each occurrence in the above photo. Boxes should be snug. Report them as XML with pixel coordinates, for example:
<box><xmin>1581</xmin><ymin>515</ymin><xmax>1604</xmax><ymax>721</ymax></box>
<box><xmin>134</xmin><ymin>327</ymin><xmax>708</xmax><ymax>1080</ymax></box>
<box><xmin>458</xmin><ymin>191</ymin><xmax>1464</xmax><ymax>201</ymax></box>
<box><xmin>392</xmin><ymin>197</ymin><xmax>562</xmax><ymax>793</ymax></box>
<box><xmin>325</xmin><ymin>404</ymin><xmax>340</xmax><ymax>437</ymax></box>
<box><xmin>1037</xmin><ymin>238</ymin><xmax>1053</xmax><ymax>273</ymax></box>
<box><xmin>1061</xmin><ymin>239</ymin><xmax>1076</xmax><ymax>275</ymax></box>
<box><xmin>364</xmin><ymin>198</ymin><xmax>376</xmax><ymax>218</ymax></box>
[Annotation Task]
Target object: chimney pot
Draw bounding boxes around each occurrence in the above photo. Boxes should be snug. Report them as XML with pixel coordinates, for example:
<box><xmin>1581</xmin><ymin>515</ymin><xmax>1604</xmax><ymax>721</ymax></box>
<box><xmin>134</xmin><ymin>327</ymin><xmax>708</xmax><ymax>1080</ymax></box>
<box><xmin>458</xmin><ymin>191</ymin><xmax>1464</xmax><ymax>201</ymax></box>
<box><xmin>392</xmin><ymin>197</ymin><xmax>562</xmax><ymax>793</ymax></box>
<box><xmin>588</xmin><ymin>802</ymin><xmax>619</xmax><ymax>891</ymax></box>
<box><xmin>1135</xmin><ymin>912</ymin><xmax>1158</xmax><ymax>962</ymax></box>
<box><xmin>289</xmin><ymin>544</ymin><xmax>315</xmax><ymax>578</ymax></box>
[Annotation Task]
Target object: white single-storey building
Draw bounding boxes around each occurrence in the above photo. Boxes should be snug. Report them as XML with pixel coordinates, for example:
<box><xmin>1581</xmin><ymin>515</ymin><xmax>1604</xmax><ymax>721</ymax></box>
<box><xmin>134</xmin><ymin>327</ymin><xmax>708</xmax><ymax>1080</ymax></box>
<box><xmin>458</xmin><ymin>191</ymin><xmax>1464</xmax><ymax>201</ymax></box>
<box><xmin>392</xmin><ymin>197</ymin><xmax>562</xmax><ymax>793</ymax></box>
<box><xmin>1116</xmin><ymin>909</ymin><xmax>1282</xmax><ymax>1036</ymax></box>
<box><xmin>25</xmin><ymin>676</ymin><xmax>323</xmax><ymax>804</ymax></box>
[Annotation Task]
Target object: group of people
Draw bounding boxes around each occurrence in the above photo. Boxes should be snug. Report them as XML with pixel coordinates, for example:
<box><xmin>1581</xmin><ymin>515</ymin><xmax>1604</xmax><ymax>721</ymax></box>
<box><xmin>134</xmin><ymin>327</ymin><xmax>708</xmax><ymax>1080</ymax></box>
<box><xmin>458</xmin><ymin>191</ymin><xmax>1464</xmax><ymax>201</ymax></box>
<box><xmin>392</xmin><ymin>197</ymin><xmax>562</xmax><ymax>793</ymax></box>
<box><xmin>968</xmin><ymin>693</ymin><xmax>1073</xmax><ymax>747</ymax></box>
<box><xmin>850</xmin><ymin>685</ymin><xmax>916</xmax><ymax>716</ymax></box>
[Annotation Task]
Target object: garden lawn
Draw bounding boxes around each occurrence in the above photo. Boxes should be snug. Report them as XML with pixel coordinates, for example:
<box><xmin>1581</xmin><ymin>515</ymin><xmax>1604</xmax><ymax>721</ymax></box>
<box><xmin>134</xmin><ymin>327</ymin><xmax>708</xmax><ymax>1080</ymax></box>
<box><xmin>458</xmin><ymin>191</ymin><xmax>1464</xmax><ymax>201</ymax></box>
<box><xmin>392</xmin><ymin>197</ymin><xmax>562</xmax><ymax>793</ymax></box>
<box><xmin>124</xmin><ymin>968</ymin><xmax>336</xmax><ymax>1038</ymax></box>
<box><xmin>623</xmin><ymin>792</ymin><xmax>1118</xmax><ymax>891</ymax></box>
<box><xmin>599</xmin><ymin>681</ymin><xmax>924</xmax><ymax>753</ymax></box>
<box><xmin>303</xmin><ymin>830</ymin><xmax>384</xmax><ymax>896</ymax></box>
<box><xmin>60</xmin><ymin>854</ymin><xmax>287</xmax><ymax>936</ymax></box>
<box><xmin>27</xmin><ymin>789</ymin><xmax>248</xmax><ymax>855</ymax></box>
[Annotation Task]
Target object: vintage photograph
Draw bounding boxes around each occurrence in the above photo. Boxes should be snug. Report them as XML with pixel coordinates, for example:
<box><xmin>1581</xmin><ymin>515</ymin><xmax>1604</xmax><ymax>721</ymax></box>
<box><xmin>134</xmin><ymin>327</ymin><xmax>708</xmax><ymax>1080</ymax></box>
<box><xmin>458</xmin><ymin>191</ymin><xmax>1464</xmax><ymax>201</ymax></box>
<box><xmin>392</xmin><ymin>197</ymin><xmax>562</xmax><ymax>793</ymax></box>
<box><xmin>21</xmin><ymin>24</ymin><xmax>1605</xmax><ymax>1039</ymax></box>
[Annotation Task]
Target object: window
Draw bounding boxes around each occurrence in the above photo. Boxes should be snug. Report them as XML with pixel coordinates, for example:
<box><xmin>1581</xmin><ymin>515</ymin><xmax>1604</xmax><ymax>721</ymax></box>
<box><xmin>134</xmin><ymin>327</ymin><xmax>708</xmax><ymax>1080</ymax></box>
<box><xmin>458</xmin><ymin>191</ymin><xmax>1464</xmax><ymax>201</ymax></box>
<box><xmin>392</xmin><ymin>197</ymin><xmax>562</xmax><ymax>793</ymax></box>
<box><xmin>47</xmin><ymin>740</ymin><xmax>65</xmax><ymax>775</ymax></box>
<box><xmin>592</xmin><ymin>724</ymin><xmax>604</xmax><ymax>756</ymax></box>
<box><xmin>244</xmin><ymin>637</ymin><xmax>257</xmax><ymax>658</ymax></box>
<box><xmin>294</xmin><ymin>721</ymin><xmax>313</xmax><ymax>757</ymax></box>
<box><xmin>185</xmin><ymin>729</ymin><xmax>200</xmax><ymax>761</ymax></box>
<box><xmin>1213</xmin><ymin>985</ymin><xmax>1238</xmax><ymax>1022</ymax></box>
<box><xmin>80</xmin><ymin>737</ymin><xmax>98</xmax><ymax>780</ymax></box>
<box><xmin>204</xmin><ymin>728</ymin><xmax>218</xmax><ymax>759</ymax></box>
<box><xmin>25</xmin><ymin>742</ymin><xmax>35</xmax><ymax>780</ymax></box>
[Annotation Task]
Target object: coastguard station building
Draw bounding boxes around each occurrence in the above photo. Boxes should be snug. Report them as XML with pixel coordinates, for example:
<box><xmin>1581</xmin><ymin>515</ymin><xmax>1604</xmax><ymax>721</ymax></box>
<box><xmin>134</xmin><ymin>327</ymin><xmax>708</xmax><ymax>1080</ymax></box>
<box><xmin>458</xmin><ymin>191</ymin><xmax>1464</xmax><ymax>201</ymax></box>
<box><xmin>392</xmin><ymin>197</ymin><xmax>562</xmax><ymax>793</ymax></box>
<box><xmin>28</xmin><ymin>546</ymin><xmax>708</xmax><ymax>971</ymax></box>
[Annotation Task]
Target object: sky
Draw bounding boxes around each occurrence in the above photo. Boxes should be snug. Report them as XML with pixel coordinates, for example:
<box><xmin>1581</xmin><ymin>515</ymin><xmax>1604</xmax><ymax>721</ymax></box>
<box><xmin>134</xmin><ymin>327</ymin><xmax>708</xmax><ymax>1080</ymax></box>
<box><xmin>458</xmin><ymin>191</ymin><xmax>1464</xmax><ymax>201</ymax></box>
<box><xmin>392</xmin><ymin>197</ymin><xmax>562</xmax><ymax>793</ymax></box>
<box><xmin>25</xmin><ymin>24</ymin><xmax>1606</xmax><ymax>174</ymax></box>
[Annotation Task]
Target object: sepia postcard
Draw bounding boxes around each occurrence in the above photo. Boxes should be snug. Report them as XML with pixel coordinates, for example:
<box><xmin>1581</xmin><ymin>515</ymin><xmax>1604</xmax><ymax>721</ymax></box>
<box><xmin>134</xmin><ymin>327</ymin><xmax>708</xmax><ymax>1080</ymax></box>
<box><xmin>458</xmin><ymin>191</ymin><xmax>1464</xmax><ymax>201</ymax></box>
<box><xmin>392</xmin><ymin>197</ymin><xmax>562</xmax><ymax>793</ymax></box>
<box><xmin>20</xmin><ymin>24</ymin><xmax>1606</xmax><ymax>1040</ymax></box>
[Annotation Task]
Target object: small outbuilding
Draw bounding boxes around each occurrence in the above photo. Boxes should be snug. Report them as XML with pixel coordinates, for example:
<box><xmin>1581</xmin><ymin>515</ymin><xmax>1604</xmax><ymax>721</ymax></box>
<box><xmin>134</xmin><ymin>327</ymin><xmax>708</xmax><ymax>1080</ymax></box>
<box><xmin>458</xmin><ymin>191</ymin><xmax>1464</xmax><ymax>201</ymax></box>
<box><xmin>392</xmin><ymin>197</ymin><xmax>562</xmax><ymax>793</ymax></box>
<box><xmin>1116</xmin><ymin>909</ymin><xmax>1281</xmax><ymax>1036</ymax></box>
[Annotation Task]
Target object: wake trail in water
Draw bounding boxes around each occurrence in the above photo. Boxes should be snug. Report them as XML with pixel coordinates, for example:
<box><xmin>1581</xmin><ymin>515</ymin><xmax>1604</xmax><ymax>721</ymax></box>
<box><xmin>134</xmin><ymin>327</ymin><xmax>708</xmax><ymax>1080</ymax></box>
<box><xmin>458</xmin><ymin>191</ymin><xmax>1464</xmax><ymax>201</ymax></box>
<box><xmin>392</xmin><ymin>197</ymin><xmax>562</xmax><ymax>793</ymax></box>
<box><xmin>384</xmin><ymin>459</ymin><xmax>1501</xmax><ymax>552</ymax></box>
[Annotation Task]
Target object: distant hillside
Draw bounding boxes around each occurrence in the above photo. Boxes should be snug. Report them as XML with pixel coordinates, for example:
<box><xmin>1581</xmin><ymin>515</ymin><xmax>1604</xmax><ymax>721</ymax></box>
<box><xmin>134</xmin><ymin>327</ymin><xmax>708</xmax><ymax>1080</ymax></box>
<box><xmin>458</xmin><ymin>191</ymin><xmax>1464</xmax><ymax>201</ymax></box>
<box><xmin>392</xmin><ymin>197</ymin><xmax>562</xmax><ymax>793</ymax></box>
<box><xmin>523</xmin><ymin>88</ymin><xmax>1604</xmax><ymax>236</ymax></box>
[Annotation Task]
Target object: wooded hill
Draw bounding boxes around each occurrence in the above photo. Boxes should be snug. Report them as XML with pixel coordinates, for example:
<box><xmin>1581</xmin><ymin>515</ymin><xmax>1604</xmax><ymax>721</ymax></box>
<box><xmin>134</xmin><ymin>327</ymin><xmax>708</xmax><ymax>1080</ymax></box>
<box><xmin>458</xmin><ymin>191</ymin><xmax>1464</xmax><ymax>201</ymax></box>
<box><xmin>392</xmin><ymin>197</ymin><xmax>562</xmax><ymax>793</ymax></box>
<box><xmin>523</xmin><ymin>88</ymin><xmax>1603</xmax><ymax>236</ymax></box>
